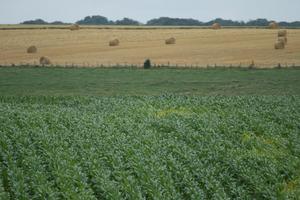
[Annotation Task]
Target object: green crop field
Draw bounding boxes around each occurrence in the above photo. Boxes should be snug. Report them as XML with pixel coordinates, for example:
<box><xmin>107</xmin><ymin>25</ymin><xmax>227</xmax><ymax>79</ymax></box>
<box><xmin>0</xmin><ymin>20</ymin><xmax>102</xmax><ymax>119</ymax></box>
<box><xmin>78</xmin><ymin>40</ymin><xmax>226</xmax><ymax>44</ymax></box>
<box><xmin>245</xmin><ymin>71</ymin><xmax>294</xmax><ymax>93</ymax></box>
<box><xmin>0</xmin><ymin>67</ymin><xmax>300</xmax><ymax>199</ymax></box>
<box><xmin>1</xmin><ymin>96</ymin><xmax>300</xmax><ymax>199</ymax></box>
<box><xmin>0</xmin><ymin>67</ymin><xmax>300</xmax><ymax>96</ymax></box>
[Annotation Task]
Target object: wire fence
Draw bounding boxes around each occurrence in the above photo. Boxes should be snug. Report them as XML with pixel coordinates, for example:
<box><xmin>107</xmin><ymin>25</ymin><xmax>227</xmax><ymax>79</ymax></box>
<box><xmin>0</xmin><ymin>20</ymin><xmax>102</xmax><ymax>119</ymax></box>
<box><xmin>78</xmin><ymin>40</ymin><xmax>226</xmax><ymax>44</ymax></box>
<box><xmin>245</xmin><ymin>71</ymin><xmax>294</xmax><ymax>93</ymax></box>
<box><xmin>1</xmin><ymin>62</ymin><xmax>300</xmax><ymax>70</ymax></box>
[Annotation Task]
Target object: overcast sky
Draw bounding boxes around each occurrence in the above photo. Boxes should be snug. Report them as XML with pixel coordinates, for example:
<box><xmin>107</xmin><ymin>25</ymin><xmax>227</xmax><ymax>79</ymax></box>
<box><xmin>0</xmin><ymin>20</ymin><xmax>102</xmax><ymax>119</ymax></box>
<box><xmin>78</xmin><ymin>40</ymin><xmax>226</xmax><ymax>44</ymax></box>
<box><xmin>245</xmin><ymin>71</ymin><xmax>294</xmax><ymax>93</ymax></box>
<box><xmin>0</xmin><ymin>0</ymin><xmax>299</xmax><ymax>24</ymax></box>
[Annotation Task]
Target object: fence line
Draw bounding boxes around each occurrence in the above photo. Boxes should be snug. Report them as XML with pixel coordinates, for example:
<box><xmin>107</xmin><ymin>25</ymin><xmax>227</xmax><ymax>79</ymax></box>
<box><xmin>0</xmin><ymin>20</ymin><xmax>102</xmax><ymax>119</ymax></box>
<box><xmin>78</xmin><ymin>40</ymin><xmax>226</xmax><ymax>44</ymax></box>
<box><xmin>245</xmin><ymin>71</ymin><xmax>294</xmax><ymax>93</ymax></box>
<box><xmin>0</xmin><ymin>62</ymin><xmax>300</xmax><ymax>69</ymax></box>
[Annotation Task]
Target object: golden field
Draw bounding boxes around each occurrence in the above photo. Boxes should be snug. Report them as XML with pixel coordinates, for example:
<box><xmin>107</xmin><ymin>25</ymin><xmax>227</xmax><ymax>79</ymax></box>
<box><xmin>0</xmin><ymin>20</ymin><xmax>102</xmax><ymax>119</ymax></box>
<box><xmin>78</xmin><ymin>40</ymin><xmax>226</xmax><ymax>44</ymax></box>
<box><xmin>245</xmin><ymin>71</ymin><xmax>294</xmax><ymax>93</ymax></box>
<box><xmin>0</xmin><ymin>27</ymin><xmax>300</xmax><ymax>67</ymax></box>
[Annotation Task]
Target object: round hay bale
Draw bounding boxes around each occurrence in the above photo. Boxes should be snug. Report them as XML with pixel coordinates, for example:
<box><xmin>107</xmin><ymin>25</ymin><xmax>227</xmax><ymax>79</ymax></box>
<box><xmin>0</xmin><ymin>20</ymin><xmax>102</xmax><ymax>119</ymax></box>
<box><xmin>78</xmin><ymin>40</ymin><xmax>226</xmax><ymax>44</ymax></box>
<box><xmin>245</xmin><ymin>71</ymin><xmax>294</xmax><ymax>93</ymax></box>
<box><xmin>27</xmin><ymin>46</ymin><xmax>37</xmax><ymax>53</ymax></box>
<box><xmin>165</xmin><ymin>37</ymin><xmax>176</xmax><ymax>45</ymax></box>
<box><xmin>278</xmin><ymin>30</ymin><xmax>287</xmax><ymax>37</ymax></box>
<box><xmin>269</xmin><ymin>22</ymin><xmax>279</xmax><ymax>29</ymax></box>
<box><xmin>109</xmin><ymin>39</ymin><xmax>120</xmax><ymax>46</ymax></box>
<box><xmin>70</xmin><ymin>24</ymin><xmax>80</xmax><ymax>31</ymax></box>
<box><xmin>274</xmin><ymin>40</ymin><xmax>285</xmax><ymax>49</ymax></box>
<box><xmin>278</xmin><ymin>36</ymin><xmax>287</xmax><ymax>44</ymax></box>
<box><xmin>39</xmin><ymin>56</ymin><xmax>51</xmax><ymax>65</ymax></box>
<box><xmin>212</xmin><ymin>23</ymin><xmax>221</xmax><ymax>29</ymax></box>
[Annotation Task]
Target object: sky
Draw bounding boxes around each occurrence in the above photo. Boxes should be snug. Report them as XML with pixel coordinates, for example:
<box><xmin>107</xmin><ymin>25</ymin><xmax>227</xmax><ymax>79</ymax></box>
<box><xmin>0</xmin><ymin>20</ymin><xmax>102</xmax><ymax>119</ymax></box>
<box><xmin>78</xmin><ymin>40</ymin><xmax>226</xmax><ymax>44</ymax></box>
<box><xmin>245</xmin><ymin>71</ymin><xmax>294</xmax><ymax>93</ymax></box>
<box><xmin>0</xmin><ymin>0</ymin><xmax>299</xmax><ymax>24</ymax></box>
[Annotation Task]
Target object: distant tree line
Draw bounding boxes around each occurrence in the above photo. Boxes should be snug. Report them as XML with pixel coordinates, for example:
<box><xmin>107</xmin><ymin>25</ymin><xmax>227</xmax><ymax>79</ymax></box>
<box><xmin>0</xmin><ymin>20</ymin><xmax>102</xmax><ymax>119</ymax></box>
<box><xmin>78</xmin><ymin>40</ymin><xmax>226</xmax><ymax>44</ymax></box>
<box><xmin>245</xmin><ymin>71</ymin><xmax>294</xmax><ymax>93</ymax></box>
<box><xmin>76</xmin><ymin>16</ymin><xmax>140</xmax><ymax>25</ymax></box>
<box><xmin>21</xmin><ymin>19</ymin><xmax>68</xmax><ymax>25</ymax></box>
<box><xmin>147</xmin><ymin>17</ymin><xmax>203</xmax><ymax>26</ymax></box>
<box><xmin>147</xmin><ymin>17</ymin><xmax>300</xmax><ymax>27</ymax></box>
<box><xmin>21</xmin><ymin>16</ymin><xmax>300</xmax><ymax>27</ymax></box>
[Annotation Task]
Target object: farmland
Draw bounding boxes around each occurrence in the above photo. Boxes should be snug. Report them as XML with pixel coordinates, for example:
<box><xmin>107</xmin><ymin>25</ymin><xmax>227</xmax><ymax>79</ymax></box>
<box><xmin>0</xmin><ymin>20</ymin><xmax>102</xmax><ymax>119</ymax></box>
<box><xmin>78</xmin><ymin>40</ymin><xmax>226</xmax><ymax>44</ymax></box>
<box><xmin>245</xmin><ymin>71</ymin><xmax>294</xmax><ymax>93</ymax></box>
<box><xmin>2</xmin><ymin>0</ymin><xmax>300</xmax><ymax>199</ymax></box>
<box><xmin>1</xmin><ymin>24</ymin><xmax>300</xmax><ymax>198</ymax></box>
<box><xmin>0</xmin><ymin>95</ymin><xmax>300</xmax><ymax>199</ymax></box>
<box><xmin>0</xmin><ymin>67</ymin><xmax>300</xmax><ymax>199</ymax></box>
<box><xmin>1</xmin><ymin>27</ymin><xmax>300</xmax><ymax>67</ymax></box>
<box><xmin>0</xmin><ymin>67</ymin><xmax>300</xmax><ymax>96</ymax></box>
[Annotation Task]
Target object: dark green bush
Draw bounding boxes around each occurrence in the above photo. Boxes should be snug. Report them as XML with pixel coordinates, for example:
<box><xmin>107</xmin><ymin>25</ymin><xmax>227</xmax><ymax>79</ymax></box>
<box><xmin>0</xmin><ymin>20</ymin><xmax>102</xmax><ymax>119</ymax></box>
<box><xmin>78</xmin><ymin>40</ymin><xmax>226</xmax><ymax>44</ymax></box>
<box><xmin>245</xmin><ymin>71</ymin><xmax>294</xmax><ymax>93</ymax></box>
<box><xmin>144</xmin><ymin>59</ymin><xmax>151</xmax><ymax>69</ymax></box>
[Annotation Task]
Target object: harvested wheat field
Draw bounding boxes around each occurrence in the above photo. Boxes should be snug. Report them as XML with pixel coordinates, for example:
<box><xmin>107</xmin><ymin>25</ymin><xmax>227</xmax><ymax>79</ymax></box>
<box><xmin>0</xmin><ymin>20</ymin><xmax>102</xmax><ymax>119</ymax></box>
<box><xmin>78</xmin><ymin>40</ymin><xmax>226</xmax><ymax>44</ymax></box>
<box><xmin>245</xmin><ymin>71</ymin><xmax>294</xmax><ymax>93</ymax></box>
<box><xmin>0</xmin><ymin>28</ymin><xmax>300</xmax><ymax>67</ymax></box>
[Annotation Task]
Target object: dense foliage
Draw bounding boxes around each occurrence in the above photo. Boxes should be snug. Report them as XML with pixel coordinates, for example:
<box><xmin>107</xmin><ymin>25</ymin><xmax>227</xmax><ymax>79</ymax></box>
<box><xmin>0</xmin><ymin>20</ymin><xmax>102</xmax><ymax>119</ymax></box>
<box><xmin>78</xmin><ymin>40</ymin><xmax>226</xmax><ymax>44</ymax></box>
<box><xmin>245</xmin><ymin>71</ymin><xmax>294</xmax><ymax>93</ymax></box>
<box><xmin>147</xmin><ymin>17</ymin><xmax>203</xmax><ymax>26</ymax></box>
<box><xmin>21</xmin><ymin>16</ymin><xmax>300</xmax><ymax>27</ymax></box>
<box><xmin>21</xmin><ymin>19</ymin><xmax>48</xmax><ymax>25</ymax></box>
<box><xmin>115</xmin><ymin>18</ymin><xmax>141</xmax><ymax>26</ymax></box>
<box><xmin>147</xmin><ymin>17</ymin><xmax>300</xmax><ymax>27</ymax></box>
<box><xmin>76</xmin><ymin>15</ymin><xmax>114</xmax><ymax>25</ymax></box>
<box><xmin>21</xmin><ymin>19</ymin><xmax>67</xmax><ymax>25</ymax></box>
<box><xmin>75</xmin><ymin>16</ymin><xmax>140</xmax><ymax>25</ymax></box>
<box><xmin>143</xmin><ymin>59</ymin><xmax>151</xmax><ymax>69</ymax></box>
<box><xmin>0</xmin><ymin>96</ymin><xmax>299</xmax><ymax>199</ymax></box>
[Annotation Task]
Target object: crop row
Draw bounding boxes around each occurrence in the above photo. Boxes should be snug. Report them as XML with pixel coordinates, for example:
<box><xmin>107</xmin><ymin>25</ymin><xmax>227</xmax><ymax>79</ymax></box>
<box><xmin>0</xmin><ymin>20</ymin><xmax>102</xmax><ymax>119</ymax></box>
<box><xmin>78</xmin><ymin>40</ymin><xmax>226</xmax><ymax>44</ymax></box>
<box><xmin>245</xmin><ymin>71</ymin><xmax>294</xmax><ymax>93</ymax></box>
<box><xmin>0</xmin><ymin>96</ymin><xmax>299</xmax><ymax>199</ymax></box>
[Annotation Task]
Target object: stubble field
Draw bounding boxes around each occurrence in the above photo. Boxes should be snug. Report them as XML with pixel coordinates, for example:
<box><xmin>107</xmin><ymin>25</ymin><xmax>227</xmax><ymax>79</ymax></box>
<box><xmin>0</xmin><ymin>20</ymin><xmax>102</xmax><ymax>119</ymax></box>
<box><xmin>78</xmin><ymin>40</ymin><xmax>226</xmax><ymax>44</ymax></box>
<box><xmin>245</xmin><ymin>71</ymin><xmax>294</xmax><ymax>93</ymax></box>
<box><xmin>0</xmin><ymin>27</ymin><xmax>300</xmax><ymax>67</ymax></box>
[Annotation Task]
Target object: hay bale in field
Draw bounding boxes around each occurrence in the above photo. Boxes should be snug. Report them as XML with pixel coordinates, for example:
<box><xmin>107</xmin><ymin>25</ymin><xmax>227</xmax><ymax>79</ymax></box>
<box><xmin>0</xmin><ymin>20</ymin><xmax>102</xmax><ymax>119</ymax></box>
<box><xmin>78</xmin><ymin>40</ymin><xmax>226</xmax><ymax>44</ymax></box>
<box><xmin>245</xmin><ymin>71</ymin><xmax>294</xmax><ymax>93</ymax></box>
<box><xmin>269</xmin><ymin>22</ymin><xmax>279</xmax><ymax>29</ymax></box>
<box><xmin>70</xmin><ymin>24</ymin><xmax>80</xmax><ymax>31</ymax></box>
<box><xmin>278</xmin><ymin>30</ymin><xmax>287</xmax><ymax>37</ymax></box>
<box><xmin>274</xmin><ymin>40</ymin><xmax>285</xmax><ymax>49</ymax></box>
<box><xmin>278</xmin><ymin>36</ymin><xmax>287</xmax><ymax>44</ymax></box>
<box><xmin>39</xmin><ymin>56</ymin><xmax>51</xmax><ymax>65</ymax></box>
<box><xmin>109</xmin><ymin>39</ymin><xmax>120</xmax><ymax>46</ymax></box>
<box><xmin>165</xmin><ymin>37</ymin><xmax>176</xmax><ymax>45</ymax></box>
<box><xmin>27</xmin><ymin>45</ymin><xmax>37</xmax><ymax>53</ymax></box>
<box><xmin>212</xmin><ymin>23</ymin><xmax>221</xmax><ymax>29</ymax></box>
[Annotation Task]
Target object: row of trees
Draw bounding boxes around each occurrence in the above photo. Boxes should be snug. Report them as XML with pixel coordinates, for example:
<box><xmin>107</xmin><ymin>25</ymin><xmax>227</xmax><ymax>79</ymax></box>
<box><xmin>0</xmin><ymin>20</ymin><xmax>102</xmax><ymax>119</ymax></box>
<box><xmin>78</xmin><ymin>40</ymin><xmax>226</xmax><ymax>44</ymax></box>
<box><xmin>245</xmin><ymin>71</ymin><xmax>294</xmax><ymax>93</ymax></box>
<box><xmin>22</xmin><ymin>19</ymin><xmax>66</xmax><ymax>25</ymax></box>
<box><xmin>76</xmin><ymin>16</ymin><xmax>141</xmax><ymax>25</ymax></box>
<box><xmin>147</xmin><ymin>17</ymin><xmax>300</xmax><ymax>27</ymax></box>
<box><xmin>21</xmin><ymin>16</ymin><xmax>300</xmax><ymax>27</ymax></box>
<box><xmin>21</xmin><ymin>16</ymin><xmax>140</xmax><ymax>26</ymax></box>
